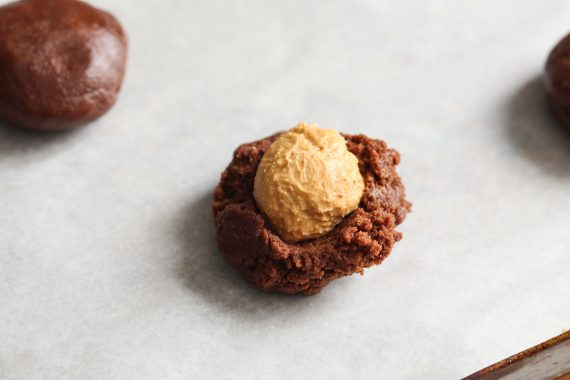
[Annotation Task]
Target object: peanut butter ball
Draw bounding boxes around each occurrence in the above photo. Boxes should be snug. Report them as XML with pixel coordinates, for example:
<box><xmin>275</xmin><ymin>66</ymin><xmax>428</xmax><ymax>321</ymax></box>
<box><xmin>253</xmin><ymin>123</ymin><xmax>364</xmax><ymax>242</ymax></box>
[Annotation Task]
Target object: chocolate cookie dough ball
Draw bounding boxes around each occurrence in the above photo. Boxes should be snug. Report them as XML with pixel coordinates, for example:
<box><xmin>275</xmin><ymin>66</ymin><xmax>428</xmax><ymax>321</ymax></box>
<box><xmin>213</xmin><ymin>123</ymin><xmax>411</xmax><ymax>295</ymax></box>
<box><xmin>0</xmin><ymin>0</ymin><xmax>128</xmax><ymax>131</ymax></box>
<box><xmin>545</xmin><ymin>32</ymin><xmax>570</xmax><ymax>128</ymax></box>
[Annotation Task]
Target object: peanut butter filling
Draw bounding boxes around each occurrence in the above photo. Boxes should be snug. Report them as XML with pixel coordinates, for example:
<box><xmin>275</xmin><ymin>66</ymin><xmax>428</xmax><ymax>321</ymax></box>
<box><xmin>253</xmin><ymin>122</ymin><xmax>364</xmax><ymax>242</ymax></box>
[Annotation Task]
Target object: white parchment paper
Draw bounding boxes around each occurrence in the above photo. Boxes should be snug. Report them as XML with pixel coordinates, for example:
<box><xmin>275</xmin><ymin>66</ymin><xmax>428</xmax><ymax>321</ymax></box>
<box><xmin>1</xmin><ymin>1</ymin><xmax>569</xmax><ymax>379</ymax></box>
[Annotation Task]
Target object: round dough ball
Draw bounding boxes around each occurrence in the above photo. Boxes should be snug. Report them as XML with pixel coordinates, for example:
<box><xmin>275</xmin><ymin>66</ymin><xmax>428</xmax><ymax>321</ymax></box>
<box><xmin>0</xmin><ymin>0</ymin><xmax>128</xmax><ymax>131</ymax></box>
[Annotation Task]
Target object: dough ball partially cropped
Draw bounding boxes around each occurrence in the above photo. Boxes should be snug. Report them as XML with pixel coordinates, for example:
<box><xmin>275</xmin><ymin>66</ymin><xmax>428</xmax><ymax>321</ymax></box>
<box><xmin>545</xmin><ymin>32</ymin><xmax>570</xmax><ymax>129</ymax></box>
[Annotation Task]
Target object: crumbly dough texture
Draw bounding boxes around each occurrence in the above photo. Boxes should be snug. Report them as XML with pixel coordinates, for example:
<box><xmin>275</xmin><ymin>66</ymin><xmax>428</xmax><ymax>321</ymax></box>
<box><xmin>253</xmin><ymin>123</ymin><xmax>364</xmax><ymax>242</ymax></box>
<box><xmin>213</xmin><ymin>132</ymin><xmax>411</xmax><ymax>295</ymax></box>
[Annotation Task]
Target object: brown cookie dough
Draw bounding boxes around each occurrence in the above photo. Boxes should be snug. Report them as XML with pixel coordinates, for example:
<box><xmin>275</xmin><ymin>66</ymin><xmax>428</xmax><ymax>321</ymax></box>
<box><xmin>545</xmin><ymin>32</ymin><xmax>570</xmax><ymax>128</ymax></box>
<box><xmin>0</xmin><ymin>0</ymin><xmax>128</xmax><ymax>131</ymax></box>
<box><xmin>213</xmin><ymin>133</ymin><xmax>411</xmax><ymax>295</ymax></box>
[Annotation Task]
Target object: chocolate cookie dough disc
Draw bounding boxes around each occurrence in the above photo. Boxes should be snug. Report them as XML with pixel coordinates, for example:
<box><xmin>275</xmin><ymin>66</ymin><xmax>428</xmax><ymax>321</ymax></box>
<box><xmin>0</xmin><ymin>0</ymin><xmax>128</xmax><ymax>131</ymax></box>
<box><xmin>545</xmin><ymin>32</ymin><xmax>570</xmax><ymax>129</ymax></box>
<box><xmin>213</xmin><ymin>133</ymin><xmax>411</xmax><ymax>295</ymax></box>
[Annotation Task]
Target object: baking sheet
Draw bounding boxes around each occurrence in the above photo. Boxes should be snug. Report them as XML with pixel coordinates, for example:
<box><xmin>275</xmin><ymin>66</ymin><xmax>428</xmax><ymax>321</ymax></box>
<box><xmin>1</xmin><ymin>0</ymin><xmax>569</xmax><ymax>379</ymax></box>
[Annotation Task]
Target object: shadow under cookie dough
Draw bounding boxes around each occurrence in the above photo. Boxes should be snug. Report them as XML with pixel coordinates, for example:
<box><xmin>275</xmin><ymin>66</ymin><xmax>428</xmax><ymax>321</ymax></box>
<box><xmin>175</xmin><ymin>190</ymin><xmax>311</xmax><ymax>317</ymax></box>
<box><xmin>506</xmin><ymin>75</ymin><xmax>570</xmax><ymax>178</ymax></box>
<box><xmin>0</xmin><ymin>121</ymin><xmax>83</xmax><ymax>163</ymax></box>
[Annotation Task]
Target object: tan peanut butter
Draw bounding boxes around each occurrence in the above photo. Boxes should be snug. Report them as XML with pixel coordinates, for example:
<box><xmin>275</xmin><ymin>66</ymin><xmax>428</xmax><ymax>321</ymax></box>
<box><xmin>253</xmin><ymin>122</ymin><xmax>364</xmax><ymax>242</ymax></box>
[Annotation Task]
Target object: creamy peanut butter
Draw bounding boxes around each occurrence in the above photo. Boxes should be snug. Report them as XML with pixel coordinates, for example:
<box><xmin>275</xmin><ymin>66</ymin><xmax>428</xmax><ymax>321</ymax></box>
<box><xmin>253</xmin><ymin>122</ymin><xmax>364</xmax><ymax>242</ymax></box>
